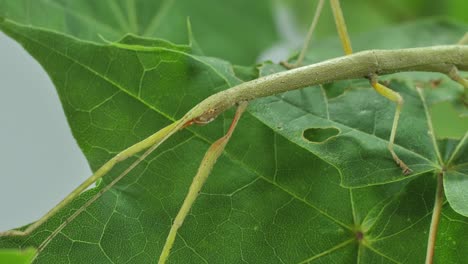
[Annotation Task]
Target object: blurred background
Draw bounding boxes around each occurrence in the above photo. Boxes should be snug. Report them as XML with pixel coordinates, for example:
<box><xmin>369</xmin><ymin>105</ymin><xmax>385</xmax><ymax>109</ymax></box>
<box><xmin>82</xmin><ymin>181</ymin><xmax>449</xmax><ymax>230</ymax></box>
<box><xmin>263</xmin><ymin>0</ymin><xmax>468</xmax><ymax>61</ymax></box>
<box><xmin>0</xmin><ymin>0</ymin><xmax>467</xmax><ymax>231</ymax></box>
<box><xmin>282</xmin><ymin>0</ymin><xmax>468</xmax><ymax>37</ymax></box>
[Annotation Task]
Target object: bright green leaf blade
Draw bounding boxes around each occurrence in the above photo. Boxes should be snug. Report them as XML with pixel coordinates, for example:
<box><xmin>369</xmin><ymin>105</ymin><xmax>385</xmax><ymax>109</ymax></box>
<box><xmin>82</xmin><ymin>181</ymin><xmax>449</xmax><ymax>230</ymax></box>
<box><xmin>363</xmin><ymin>174</ymin><xmax>468</xmax><ymax>263</ymax></box>
<box><xmin>0</xmin><ymin>0</ymin><xmax>279</xmax><ymax>64</ymax></box>
<box><xmin>442</xmin><ymin>133</ymin><xmax>468</xmax><ymax>217</ymax></box>
<box><xmin>0</xmin><ymin>248</ymin><xmax>35</xmax><ymax>264</ymax></box>
<box><xmin>444</xmin><ymin>171</ymin><xmax>468</xmax><ymax>217</ymax></box>
<box><xmin>0</xmin><ymin>17</ymin><xmax>467</xmax><ymax>264</ymax></box>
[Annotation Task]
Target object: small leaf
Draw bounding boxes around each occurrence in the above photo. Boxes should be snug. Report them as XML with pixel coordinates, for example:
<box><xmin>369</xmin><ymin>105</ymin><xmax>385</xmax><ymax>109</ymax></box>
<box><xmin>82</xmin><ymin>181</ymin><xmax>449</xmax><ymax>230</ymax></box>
<box><xmin>0</xmin><ymin>248</ymin><xmax>36</xmax><ymax>264</ymax></box>
<box><xmin>443</xmin><ymin>134</ymin><xmax>468</xmax><ymax>217</ymax></box>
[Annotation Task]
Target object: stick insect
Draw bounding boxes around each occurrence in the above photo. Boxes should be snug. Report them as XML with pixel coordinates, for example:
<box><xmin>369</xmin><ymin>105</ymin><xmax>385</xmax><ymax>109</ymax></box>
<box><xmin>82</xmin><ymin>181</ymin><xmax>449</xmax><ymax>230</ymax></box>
<box><xmin>1</xmin><ymin>1</ymin><xmax>467</xmax><ymax>263</ymax></box>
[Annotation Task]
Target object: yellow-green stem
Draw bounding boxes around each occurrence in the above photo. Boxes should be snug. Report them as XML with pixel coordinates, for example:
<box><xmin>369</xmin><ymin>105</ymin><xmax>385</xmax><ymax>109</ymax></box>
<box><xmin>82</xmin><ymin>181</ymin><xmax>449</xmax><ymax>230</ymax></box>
<box><xmin>425</xmin><ymin>172</ymin><xmax>444</xmax><ymax>264</ymax></box>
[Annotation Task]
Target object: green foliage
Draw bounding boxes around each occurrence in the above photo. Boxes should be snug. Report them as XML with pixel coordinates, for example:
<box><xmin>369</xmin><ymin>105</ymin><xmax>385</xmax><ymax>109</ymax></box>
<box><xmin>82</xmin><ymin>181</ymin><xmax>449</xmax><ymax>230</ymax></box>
<box><xmin>0</xmin><ymin>1</ymin><xmax>467</xmax><ymax>263</ymax></box>
<box><xmin>0</xmin><ymin>0</ymin><xmax>279</xmax><ymax>64</ymax></box>
<box><xmin>282</xmin><ymin>0</ymin><xmax>468</xmax><ymax>38</ymax></box>
<box><xmin>0</xmin><ymin>248</ymin><xmax>35</xmax><ymax>264</ymax></box>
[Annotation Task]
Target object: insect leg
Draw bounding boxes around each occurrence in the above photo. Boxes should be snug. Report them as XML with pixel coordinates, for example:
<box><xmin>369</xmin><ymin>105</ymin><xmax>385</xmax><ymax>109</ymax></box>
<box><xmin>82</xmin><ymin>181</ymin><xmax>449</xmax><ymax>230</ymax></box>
<box><xmin>158</xmin><ymin>102</ymin><xmax>248</xmax><ymax>264</ymax></box>
<box><xmin>281</xmin><ymin>0</ymin><xmax>324</xmax><ymax>69</ymax></box>
<box><xmin>330</xmin><ymin>0</ymin><xmax>353</xmax><ymax>55</ymax></box>
<box><xmin>447</xmin><ymin>66</ymin><xmax>468</xmax><ymax>88</ymax></box>
<box><xmin>447</xmin><ymin>65</ymin><xmax>468</xmax><ymax>105</ymax></box>
<box><xmin>457</xmin><ymin>32</ymin><xmax>468</xmax><ymax>45</ymax></box>
<box><xmin>368</xmin><ymin>74</ymin><xmax>412</xmax><ymax>175</ymax></box>
<box><xmin>0</xmin><ymin>121</ymin><xmax>182</xmax><ymax>238</ymax></box>
<box><xmin>329</xmin><ymin>0</ymin><xmax>412</xmax><ymax>174</ymax></box>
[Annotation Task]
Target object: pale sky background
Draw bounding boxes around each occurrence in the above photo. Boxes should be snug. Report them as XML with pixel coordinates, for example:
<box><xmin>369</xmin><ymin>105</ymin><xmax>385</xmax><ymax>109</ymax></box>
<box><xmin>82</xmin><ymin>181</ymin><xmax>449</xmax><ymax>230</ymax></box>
<box><xmin>0</xmin><ymin>31</ymin><xmax>92</xmax><ymax>231</ymax></box>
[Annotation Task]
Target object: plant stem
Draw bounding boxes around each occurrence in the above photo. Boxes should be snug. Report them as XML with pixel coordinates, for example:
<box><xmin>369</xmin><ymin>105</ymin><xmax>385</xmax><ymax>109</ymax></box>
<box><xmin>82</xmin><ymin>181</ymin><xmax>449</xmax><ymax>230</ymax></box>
<box><xmin>425</xmin><ymin>172</ymin><xmax>444</xmax><ymax>264</ymax></box>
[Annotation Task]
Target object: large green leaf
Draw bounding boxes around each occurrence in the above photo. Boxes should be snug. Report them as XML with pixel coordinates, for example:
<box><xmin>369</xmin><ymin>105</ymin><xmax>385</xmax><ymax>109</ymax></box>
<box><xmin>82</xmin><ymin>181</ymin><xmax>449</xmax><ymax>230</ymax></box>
<box><xmin>0</xmin><ymin>0</ymin><xmax>279</xmax><ymax>64</ymax></box>
<box><xmin>0</xmin><ymin>16</ymin><xmax>467</xmax><ymax>264</ymax></box>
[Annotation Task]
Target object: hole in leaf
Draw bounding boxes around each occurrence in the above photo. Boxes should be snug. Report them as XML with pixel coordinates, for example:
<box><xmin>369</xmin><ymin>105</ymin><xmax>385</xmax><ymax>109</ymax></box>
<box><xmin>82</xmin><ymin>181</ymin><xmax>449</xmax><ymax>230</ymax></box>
<box><xmin>302</xmin><ymin>127</ymin><xmax>339</xmax><ymax>143</ymax></box>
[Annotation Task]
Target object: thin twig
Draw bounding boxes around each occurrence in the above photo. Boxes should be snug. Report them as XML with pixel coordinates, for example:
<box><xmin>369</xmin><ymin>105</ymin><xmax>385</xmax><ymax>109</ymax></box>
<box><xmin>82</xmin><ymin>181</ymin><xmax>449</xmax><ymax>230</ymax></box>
<box><xmin>425</xmin><ymin>172</ymin><xmax>444</xmax><ymax>264</ymax></box>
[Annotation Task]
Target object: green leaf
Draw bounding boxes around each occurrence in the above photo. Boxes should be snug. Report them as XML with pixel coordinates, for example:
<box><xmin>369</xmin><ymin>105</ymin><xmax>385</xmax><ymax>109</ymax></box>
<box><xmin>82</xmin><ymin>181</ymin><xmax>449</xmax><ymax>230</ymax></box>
<box><xmin>0</xmin><ymin>248</ymin><xmax>35</xmax><ymax>264</ymax></box>
<box><xmin>0</xmin><ymin>0</ymin><xmax>279</xmax><ymax>64</ymax></box>
<box><xmin>255</xmin><ymin>20</ymin><xmax>468</xmax><ymax>188</ymax></box>
<box><xmin>442</xmin><ymin>134</ymin><xmax>468</xmax><ymax>217</ymax></box>
<box><xmin>0</xmin><ymin>15</ymin><xmax>467</xmax><ymax>264</ymax></box>
<box><xmin>251</xmin><ymin>63</ymin><xmax>439</xmax><ymax>187</ymax></box>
